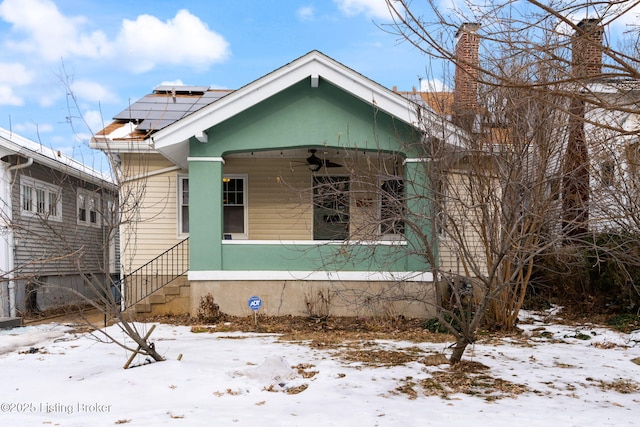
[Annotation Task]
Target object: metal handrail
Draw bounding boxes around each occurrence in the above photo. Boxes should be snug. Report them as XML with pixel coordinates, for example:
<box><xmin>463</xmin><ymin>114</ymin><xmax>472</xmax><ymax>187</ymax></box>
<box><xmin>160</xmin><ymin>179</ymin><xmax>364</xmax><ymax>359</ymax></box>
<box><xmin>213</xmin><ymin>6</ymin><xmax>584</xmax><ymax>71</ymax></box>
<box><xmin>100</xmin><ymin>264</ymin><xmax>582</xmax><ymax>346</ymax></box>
<box><xmin>119</xmin><ymin>237</ymin><xmax>189</xmax><ymax>309</ymax></box>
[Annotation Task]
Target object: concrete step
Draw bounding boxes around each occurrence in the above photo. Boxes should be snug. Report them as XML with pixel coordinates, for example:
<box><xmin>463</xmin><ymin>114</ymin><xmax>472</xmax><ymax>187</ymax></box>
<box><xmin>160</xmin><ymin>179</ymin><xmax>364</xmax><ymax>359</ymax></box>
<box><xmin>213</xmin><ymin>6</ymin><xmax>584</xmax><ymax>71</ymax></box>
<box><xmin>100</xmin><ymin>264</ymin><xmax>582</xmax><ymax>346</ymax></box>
<box><xmin>149</xmin><ymin>294</ymin><xmax>166</xmax><ymax>304</ymax></box>
<box><xmin>163</xmin><ymin>286</ymin><xmax>180</xmax><ymax>295</ymax></box>
<box><xmin>133</xmin><ymin>278</ymin><xmax>191</xmax><ymax>316</ymax></box>
<box><xmin>134</xmin><ymin>303</ymin><xmax>151</xmax><ymax>313</ymax></box>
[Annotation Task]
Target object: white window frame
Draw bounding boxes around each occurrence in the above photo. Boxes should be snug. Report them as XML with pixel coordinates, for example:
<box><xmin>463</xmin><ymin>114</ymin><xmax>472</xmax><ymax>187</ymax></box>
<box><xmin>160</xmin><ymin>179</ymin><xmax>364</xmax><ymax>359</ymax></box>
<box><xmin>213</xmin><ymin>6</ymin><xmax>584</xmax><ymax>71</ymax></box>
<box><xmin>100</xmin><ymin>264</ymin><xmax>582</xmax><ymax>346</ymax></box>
<box><xmin>20</xmin><ymin>176</ymin><xmax>62</xmax><ymax>222</ymax></box>
<box><xmin>77</xmin><ymin>188</ymin><xmax>101</xmax><ymax>227</ymax></box>
<box><xmin>223</xmin><ymin>174</ymin><xmax>248</xmax><ymax>240</ymax></box>
<box><xmin>177</xmin><ymin>175</ymin><xmax>189</xmax><ymax>237</ymax></box>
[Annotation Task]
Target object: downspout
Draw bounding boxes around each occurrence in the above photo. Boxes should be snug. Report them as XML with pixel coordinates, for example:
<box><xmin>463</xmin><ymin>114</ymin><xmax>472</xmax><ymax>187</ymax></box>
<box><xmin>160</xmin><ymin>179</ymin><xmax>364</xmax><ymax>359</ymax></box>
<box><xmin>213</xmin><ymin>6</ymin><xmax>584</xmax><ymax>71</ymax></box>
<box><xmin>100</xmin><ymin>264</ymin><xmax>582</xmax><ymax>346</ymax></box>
<box><xmin>6</xmin><ymin>157</ymin><xmax>33</xmax><ymax>317</ymax></box>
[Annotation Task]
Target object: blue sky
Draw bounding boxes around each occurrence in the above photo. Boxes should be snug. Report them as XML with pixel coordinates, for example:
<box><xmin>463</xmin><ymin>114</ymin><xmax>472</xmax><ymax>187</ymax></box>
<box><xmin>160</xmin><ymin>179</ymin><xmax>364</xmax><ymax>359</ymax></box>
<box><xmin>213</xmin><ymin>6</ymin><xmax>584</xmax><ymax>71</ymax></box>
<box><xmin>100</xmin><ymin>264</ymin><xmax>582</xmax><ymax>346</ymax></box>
<box><xmin>0</xmin><ymin>0</ymin><xmax>441</xmax><ymax>171</ymax></box>
<box><xmin>0</xmin><ymin>0</ymin><xmax>637</xmax><ymax>173</ymax></box>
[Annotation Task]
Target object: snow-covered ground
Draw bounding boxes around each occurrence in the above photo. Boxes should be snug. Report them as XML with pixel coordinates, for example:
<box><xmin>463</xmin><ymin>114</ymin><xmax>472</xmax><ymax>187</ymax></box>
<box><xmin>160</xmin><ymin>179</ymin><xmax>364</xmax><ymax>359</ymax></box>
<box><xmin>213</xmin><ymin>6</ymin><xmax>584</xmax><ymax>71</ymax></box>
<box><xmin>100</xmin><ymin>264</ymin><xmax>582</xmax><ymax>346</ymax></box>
<box><xmin>0</xmin><ymin>311</ymin><xmax>639</xmax><ymax>427</ymax></box>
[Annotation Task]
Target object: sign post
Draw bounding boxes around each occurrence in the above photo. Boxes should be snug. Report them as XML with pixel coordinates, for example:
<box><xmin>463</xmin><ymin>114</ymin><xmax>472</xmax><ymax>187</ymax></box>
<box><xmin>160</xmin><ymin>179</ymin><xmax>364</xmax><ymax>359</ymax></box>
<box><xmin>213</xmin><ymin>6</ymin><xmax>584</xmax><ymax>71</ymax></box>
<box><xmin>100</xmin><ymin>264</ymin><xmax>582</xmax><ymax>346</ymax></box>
<box><xmin>248</xmin><ymin>295</ymin><xmax>262</xmax><ymax>329</ymax></box>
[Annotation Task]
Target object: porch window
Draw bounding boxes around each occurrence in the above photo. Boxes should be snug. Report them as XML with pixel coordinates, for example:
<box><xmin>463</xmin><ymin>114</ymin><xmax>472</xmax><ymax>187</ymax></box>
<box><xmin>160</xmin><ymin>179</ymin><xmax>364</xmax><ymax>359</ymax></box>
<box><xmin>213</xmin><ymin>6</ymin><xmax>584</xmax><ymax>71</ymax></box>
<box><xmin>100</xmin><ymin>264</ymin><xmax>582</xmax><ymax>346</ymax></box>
<box><xmin>178</xmin><ymin>175</ymin><xmax>189</xmax><ymax>234</ymax></box>
<box><xmin>313</xmin><ymin>176</ymin><xmax>350</xmax><ymax>240</ymax></box>
<box><xmin>380</xmin><ymin>178</ymin><xmax>405</xmax><ymax>236</ymax></box>
<box><xmin>177</xmin><ymin>175</ymin><xmax>248</xmax><ymax>238</ymax></box>
<box><xmin>20</xmin><ymin>176</ymin><xmax>62</xmax><ymax>222</ymax></box>
<box><xmin>223</xmin><ymin>175</ymin><xmax>247</xmax><ymax>238</ymax></box>
<box><xmin>77</xmin><ymin>189</ymin><xmax>100</xmax><ymax>227</ymax></box>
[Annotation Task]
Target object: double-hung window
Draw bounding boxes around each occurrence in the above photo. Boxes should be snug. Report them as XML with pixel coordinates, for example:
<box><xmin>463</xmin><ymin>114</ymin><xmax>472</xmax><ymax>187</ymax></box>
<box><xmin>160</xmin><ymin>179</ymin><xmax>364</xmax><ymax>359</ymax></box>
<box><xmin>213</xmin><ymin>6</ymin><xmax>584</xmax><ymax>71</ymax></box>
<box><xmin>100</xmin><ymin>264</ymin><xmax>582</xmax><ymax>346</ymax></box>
<box><xmin>77</xmin><ymin>189</ymin><xmax>101</xmax><ymax>227</ymax></box>
<box><xmin>223</xmin><ymin>175</ymin><xmax>247</xmax><ymax>239</ymax></box>
<box><xmin>20</xmin><ymin>176</ymin><xmax>62</xmax><ymax>221</ymax></box>
<box><xmin>178</xmin><ymin>175</ymin><xmax>189</xmax><ymax>235</ymax></box>
<box><xmin>177</xmin><ymin>174</ymin><xmax>248</xmax><ymax>239</ymax></box>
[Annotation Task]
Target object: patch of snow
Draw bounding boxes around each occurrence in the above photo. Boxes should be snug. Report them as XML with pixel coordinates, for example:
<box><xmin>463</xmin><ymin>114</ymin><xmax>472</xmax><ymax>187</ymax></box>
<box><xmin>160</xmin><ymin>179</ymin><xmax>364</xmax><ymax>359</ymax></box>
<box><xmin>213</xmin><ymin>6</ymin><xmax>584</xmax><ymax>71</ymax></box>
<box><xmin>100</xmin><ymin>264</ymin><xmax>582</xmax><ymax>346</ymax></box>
<box><xmin>0</xmin><ymin>319</ymin><xmax>638</xmax><ymax>426</ymax></box>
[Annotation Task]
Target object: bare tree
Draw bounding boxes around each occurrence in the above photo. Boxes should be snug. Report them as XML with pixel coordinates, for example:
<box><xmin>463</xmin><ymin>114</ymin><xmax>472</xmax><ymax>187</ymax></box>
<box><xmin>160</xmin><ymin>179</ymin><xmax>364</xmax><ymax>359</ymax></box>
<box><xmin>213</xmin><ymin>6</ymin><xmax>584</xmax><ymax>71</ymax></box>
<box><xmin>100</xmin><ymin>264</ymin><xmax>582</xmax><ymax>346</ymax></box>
<box><xmin>365</xmin><ymin>0</ymin><xmax>640</xmax><ymax>363</ymax></box>
<box><xmin>2</xmin><ymin>74</ymin><xmax>166</xmax><ymax>365</ymax></box>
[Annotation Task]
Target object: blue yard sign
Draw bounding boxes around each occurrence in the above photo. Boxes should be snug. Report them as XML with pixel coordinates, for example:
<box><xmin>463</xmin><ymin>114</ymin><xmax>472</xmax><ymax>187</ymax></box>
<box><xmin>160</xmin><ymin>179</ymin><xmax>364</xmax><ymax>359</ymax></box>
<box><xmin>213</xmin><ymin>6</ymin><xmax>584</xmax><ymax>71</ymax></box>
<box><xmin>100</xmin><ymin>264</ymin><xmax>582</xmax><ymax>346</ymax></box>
<box><xmin>248</xmin><ymin>296</ymin><xmax>262</xmax><ymax>311</ymax></box>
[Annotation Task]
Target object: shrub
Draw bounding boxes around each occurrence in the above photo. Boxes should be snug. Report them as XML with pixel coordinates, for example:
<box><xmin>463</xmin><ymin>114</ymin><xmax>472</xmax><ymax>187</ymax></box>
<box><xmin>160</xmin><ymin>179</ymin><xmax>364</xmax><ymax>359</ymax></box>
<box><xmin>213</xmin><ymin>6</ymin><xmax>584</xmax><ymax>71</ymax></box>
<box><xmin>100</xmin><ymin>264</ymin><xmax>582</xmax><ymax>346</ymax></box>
<box><xmin>197</xmin><ymin>293</ymin><xmax>221</xmax><ymax>323</ymax></box>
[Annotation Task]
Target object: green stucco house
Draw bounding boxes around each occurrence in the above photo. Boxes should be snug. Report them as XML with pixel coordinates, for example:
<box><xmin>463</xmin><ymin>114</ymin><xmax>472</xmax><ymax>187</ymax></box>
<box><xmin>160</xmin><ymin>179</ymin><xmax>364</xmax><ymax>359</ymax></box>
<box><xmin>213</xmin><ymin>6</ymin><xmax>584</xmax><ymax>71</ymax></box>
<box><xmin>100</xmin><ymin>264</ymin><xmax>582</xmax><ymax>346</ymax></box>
<box><xmin>92</xmin><ymin>51</ymin><xmax>463</xmax><ymax>317</ymax></box>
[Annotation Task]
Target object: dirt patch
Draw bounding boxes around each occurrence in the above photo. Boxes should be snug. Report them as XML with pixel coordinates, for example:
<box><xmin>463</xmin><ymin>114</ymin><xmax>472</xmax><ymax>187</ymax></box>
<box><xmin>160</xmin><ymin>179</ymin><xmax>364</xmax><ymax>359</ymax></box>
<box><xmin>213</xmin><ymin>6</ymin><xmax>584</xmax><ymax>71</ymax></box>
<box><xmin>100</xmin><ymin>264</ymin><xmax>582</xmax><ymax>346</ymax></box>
<box><xmin>337</xmin><ymin>346</ymin><xmax>424</xmax><ymax>367</ymax></box>
<box><xmin>596</xmin><ymin>378</ymin><xmax>640</xmax><ymax>394</ymax></box>
<box><xmin>145</xmin><ymin>313</ymin><xmax>453</xmax><ymax>344</ymax></box>
<box><xmin>421</xmin><ymin>361</ymin><xmax>529</xmax><ymax>401</ymax></box>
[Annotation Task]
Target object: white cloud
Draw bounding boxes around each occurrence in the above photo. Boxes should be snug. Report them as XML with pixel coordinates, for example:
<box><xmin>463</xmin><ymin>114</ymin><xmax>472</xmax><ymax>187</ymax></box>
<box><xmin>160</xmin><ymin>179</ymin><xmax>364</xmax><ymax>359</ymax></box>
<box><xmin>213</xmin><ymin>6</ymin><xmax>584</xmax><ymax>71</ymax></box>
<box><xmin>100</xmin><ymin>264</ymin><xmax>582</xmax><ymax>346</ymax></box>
<box><xmin>159</xmin><ymin>79</ymin><xmax>186</xmax><ymax>87</ymax></box>
<box><xmin>298</xmin><ymin>6</ymin><xmax>315</xmax><ymax>21</ymax></box>
<box><xmin>14</xmin><ymin>122</ymin><xmax>54</xmax><ymax>134</ymax></box>
<box><xmin>83</xmin><ymin>110</ymin><xmax>107</xmax><ymax>134</ymax></box>
<box><xmin>0</xmin><ymin>0</ymin><xmax>111</xmax><ymax>61</ymax></box>
<box><xmin>421</xmin><ymin>78</ymin><xmax>450</xmax><ymax>92</ymax></box>
<box><xmin>0</xmin><ymin>62</ymin><xmax>34</xmax><ymax>106</ymax></box>
<box><xmin>608</xmin><ymin>3</ymin><xmax>640</xmax><ymax>32</ymax></box>
<box><xmin>0</xmin><ymin>85</ymin><xmax>23</xmax><ymax>106</ymax></box>
<box><xmin>334</xmin><ymin>0</ymin><xmax>391</xmax><ymax>19</ymax></box>
<box><xmin>116</xmin><ymin>9</ymin><xmax>230</xmax><ymax>74</ymax></box>
<box><xmin>0</xmin><ymin>62</ymin><xmax>34</xmax><ymax>85</ymax></box>
<box><xmin>38</xmin><ymin>91</ymin><xmax>61</xmax><ymax>108</ymax></box>
<box><xmin>70</xmin><ymin>80</ymin><xmax>118</xmax><ymax>104</ymax></box>
<box><xmin>0</xmin><ymin>2</ymin><xmax>229</xmax><ymax>73</ymax></box>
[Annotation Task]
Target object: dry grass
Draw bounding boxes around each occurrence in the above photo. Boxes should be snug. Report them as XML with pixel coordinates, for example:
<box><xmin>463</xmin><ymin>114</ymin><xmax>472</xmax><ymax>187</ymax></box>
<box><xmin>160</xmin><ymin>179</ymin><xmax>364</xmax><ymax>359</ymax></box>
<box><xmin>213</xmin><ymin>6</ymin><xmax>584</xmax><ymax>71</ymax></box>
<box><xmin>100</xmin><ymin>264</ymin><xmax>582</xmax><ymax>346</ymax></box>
<box><xmin>597</xmin><ymin>378</ymin><xmax>639</xmax><ymax>394</ymax></box>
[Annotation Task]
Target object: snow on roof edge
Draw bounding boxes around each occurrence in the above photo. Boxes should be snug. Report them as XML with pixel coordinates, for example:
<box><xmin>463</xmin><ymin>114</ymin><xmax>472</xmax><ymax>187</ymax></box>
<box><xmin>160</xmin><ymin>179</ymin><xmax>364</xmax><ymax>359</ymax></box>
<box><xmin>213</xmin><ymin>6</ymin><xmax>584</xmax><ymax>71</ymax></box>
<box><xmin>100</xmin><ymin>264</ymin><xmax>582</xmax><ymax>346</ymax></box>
<box><xmin>0</xmin><ymin>127</ymin><xmax>114</xmax><ymax>186</ymax></box>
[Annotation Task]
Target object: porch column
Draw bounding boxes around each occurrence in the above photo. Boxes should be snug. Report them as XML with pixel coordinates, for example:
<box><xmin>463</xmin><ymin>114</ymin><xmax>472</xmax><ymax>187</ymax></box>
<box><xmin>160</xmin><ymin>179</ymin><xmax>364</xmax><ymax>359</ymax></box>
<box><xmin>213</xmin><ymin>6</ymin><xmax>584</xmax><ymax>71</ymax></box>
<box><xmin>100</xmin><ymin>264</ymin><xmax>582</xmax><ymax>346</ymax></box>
<box><xmin>188</xmin><ymin>157</ymin><xmax>225</xmax><ymax>271</ymax></box>
<box><xmin>403</xmin><ymin>158</ymin><xmax>436</xmax><ymax>271</ymax></box>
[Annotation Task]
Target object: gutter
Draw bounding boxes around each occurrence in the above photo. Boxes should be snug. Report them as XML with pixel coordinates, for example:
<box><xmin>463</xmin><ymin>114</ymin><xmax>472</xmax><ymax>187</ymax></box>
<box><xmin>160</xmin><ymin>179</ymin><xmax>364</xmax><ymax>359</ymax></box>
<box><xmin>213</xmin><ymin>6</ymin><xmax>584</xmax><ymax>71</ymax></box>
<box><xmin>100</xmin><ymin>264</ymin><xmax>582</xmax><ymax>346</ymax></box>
<box><xmin>4</xmin><ymin>157</ymin><xmax>33</xmax><ymax>317</ymax></box>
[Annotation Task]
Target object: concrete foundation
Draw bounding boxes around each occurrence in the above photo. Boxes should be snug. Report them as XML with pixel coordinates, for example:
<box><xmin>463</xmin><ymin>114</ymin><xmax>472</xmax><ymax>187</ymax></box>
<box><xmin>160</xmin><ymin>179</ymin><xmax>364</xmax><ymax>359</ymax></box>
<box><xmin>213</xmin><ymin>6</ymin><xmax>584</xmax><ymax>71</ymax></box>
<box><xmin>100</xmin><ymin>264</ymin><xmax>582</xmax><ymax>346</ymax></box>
<box><xmin>190</xmin><ymin>280</ymin><xmax>436</xmax><ymax>318</ymax></box>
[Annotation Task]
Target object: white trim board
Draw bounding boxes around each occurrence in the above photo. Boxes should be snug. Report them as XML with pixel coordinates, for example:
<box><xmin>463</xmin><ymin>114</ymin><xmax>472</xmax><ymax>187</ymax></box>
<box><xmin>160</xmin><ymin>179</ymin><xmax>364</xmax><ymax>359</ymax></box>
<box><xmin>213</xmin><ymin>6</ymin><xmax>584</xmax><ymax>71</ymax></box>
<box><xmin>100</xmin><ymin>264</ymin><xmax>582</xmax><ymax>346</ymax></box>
<box><xmin>188</xmin><ymin>270</ymin><xmax>433</xmax><ymax>282</ymax></box>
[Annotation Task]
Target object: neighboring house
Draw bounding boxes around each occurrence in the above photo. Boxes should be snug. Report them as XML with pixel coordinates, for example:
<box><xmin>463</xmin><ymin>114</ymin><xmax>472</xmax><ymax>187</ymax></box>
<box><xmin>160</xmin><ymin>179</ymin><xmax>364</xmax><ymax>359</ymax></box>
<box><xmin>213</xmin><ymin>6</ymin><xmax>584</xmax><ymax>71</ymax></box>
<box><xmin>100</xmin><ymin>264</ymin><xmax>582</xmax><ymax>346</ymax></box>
<box><xmin>92</xmin><ymin>50</ymin><xmax>469</xmax><ymax>317</ymax></box>
<box><xmin>552</xmin><ymin>19</ymin><xmax>640</xmax><ymax>235</ymax></box>
<box><xmin>0</xmin><ymin>128</ymin><xmax>118</xmax><ymax>319</ymax></box>
<box><xmin>577</xmin><ymin>79</ymin><xmax>640</xmax><ymax>232</ymax></box>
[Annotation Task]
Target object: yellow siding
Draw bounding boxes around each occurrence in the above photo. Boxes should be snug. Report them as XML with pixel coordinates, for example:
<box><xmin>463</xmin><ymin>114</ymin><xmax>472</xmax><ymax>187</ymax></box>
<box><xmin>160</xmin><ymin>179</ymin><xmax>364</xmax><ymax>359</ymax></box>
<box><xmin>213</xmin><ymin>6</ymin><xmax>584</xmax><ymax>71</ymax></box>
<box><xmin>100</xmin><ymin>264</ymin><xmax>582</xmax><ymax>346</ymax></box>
<box><xmin>438</xmin><ymin>169</ymin><xmax>489</xmax><ymax>277</ymax></box>
<box><xmin>120</xmin><ymin>153</ymin><xmax>185</xmax><ymax>273</ymax></box>
<box><xmin>225</xmin><ymin>158</ymin><xmax>312</xmax><ymax>240</ymax></box>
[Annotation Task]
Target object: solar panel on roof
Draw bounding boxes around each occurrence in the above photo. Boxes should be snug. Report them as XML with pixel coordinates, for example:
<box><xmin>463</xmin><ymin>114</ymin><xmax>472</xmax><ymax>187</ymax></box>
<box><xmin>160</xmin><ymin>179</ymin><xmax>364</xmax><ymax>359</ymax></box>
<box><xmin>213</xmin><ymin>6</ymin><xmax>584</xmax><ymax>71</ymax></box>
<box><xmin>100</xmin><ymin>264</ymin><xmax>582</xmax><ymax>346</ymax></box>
<box><xmin>137</xmin><ymin>118</ymin><xmax>177</xmax><ymax>131</ymax></box>
<box><xmin>113</xmin><ymin>97</ymin><xmax>204</xmax><ymax>120</ymax></box>
<box><xmin>111</xmin><ymin>88</ymin><xmax>233</xmax><ymax>132</ymax></box>
<box><xmin>154</xmin><ymin>85</ymin><xmax>209</xmax><ymax>94</ymax></box>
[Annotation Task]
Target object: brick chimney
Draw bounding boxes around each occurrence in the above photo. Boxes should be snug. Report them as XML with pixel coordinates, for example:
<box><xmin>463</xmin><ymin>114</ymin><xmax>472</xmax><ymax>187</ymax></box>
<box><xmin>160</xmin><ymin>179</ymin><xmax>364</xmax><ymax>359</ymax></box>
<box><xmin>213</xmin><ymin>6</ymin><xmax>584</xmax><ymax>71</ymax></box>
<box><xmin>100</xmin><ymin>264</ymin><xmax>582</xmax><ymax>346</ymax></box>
<box><xmin>453</xmin><ymin>23</ymin><xmax>480</xmax><ymax>128</ymax></box>
<box><xmin>572</xmin><ymin>18</ymin><xmax>603</xmax><ymax>80</ymax></box>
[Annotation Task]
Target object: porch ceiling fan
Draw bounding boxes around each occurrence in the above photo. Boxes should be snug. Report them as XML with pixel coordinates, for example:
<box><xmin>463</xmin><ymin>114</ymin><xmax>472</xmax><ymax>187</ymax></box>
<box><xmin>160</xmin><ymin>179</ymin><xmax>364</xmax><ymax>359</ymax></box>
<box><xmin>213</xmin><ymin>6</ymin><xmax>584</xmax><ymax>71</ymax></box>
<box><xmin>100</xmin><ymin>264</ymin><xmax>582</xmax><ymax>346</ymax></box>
<box><xmin>306</xmin><ymin>149</ymin><xmax>342</xmax><ymax>171</ymax></box>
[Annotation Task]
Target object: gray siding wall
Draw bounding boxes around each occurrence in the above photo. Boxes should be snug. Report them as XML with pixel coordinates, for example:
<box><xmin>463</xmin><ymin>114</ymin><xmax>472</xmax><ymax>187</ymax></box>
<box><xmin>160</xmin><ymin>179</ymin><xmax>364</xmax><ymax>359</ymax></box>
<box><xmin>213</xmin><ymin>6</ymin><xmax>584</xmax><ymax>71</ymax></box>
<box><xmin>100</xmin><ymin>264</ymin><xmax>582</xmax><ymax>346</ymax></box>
<box><xmin>10</xmin><ymin>162</ymin><xmax>116</xmax><ymax>279</ymax></box>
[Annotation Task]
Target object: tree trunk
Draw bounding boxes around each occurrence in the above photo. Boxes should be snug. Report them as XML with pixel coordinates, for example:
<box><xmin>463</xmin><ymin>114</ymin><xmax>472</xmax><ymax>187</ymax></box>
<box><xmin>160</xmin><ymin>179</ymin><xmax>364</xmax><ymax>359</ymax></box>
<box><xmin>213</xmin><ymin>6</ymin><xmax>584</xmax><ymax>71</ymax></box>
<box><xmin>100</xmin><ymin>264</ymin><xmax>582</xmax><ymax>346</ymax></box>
<box><xmin>449</xmin><ymin>338</ymin><xmax>468</xmax><ymax>365</ymax></box>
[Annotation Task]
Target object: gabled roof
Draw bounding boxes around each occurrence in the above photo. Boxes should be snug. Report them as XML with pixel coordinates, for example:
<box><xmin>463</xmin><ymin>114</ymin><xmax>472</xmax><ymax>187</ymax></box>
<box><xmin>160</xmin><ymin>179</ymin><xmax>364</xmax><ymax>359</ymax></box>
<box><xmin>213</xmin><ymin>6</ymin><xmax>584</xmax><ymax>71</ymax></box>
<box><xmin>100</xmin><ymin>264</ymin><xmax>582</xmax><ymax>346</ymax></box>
<box><xmin>93</xmin><ymin>50</ymin><xmax>463</xmax><ymax>168</ymax></box>
<box><xmin>0</xmin><ymin>127</ymin><xmax>114</xmax><ymax>187</ymax></box>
